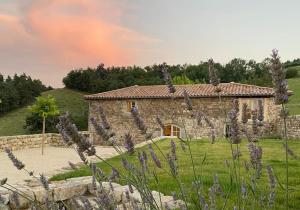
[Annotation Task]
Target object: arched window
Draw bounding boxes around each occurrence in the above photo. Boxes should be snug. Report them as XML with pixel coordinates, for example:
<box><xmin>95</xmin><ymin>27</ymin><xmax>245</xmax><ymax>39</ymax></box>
<box><xmin>162</xmin><ymin>124</ymin><xmax>181</xmax><ymax>137</ymax></box>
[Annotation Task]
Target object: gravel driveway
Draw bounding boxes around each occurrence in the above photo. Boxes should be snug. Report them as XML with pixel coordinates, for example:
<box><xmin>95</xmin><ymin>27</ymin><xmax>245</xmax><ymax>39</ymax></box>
<box><xmin>0</xmin><ymin>146</ymin><xmax>119</xmax><ymax>184</ymax></box>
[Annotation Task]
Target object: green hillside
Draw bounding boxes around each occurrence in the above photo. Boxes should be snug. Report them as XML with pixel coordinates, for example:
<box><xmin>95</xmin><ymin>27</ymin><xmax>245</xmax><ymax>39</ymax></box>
<box><xmin>287</xmin><ymin>66</ymin><xmax>300</xmax><ymax>115</ymax></box>
<box><xmin>0</xmin><ymin>88</ymin><xmax>88</xmax><ymax>136</ymax></box>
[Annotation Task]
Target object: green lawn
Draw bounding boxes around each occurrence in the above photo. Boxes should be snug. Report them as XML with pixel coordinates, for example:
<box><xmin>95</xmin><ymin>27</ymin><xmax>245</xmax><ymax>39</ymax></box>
<box><xmin>0</xmin><ymin>88</ymin><xmax>88</xmax><ymax>136</ymax></box>
<box><xmin>287</xmin><ymin>66</ymin><xmax>300</xmax><ymax>115</ymax></box>
<box><xmin>51</xmin><ymin>138</ymin><xmax>300</xmax><ymax>209</ymax></box>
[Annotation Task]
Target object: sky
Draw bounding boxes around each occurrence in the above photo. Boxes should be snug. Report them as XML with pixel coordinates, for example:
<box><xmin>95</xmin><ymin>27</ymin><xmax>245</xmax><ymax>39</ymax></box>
<box><xmin>0</xmin><ymin>0</ymin><xmax>300</xmax><ymax>87</ymax></box>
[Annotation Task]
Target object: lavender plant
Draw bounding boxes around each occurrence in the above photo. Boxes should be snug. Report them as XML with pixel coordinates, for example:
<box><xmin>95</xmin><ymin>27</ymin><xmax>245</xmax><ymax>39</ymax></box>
<box><xmin>269</xmin><ymin>49</ymin><xmax>291</xmax><ymax>210</ymax></box>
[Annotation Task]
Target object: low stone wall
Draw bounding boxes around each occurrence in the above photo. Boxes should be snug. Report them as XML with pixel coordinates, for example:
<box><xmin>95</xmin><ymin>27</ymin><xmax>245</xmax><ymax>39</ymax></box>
<box><xmin>277</xmin><ymin>115</ymin><xmax>300</xmax><ymax>139</ymax></box>
<box><xmin>0</xmin><ymin>176</ymin><xmax>183</xmax><ymax>210</ymax></box>
<box><xmin>0</xmin><ymin>132</ymin><xmax>90</xmax><ymax>152</ymax></box>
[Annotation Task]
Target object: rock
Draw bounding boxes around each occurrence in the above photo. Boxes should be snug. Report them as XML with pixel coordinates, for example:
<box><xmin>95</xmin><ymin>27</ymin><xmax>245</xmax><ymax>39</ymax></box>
<box><xmin>0</xmin><ymin>191</ymin><xmax>10</xmax><ymax>205</ymax></box>
<box><xmin>112</xmin><ymin>185</ymin><xmax>135</xmax><ymax>203</ymax></box>
<box><xmin>101</xmin><ymin>182</ymin><xmax>121</xmax><ymax>192</ymax></box>
<box><xmin>53</xmin><ymin>180</ymin><xmax>87</xmax><ymax>201</ymax></box>
<box><xmin>128</xmin><ymin>190</ymin><xmax>142</xmax><ymax>203</ymax></box>
<box><xmin>0</xmin><ymin>203</ymin><xmax>10</xmax><ymax>210</ymax></box>
<box><xmin>8</xmin><ymin>188</ymin><xmax>33</xmax><ymax>209</ymax></box>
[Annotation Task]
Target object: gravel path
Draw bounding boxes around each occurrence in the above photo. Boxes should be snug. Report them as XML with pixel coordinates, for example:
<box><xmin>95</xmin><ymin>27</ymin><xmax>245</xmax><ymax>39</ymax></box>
<box><xmin>0</xmin><ymin>146</ymin><xmax>119</xmax><ymax>184</ymax></box>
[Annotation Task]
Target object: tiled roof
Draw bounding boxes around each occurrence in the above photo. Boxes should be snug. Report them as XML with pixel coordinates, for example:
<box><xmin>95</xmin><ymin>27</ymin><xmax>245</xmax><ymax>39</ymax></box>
<box><xmin>84</xmin><ymin>83</ymin><xmax>277</xmax><ymax>100</ymax></box>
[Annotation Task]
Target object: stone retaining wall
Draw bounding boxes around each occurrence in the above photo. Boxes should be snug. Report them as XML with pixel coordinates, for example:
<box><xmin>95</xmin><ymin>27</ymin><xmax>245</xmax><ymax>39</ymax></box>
<box><xmin>0</xmin><ymin>176</ymin><xmax>182</xmax><ymax>210</ymax></box>
<box><xmin>277</xmin><ymin>115</ymin><xmax>300</xmax><ymax>139</ymax></box>
<box><xmin>0</xmin><ymin>132</ymin><xmax>90</xmax><ymax>152</ymax></box>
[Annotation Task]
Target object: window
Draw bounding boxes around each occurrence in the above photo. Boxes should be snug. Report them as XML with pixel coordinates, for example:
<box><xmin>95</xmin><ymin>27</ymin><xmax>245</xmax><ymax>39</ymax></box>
<box><xmin>162</xmin><ymin>124</ymin><xmax>181</xmax><ymax>137</ymax></box>
<box><xmin>173</xmin><ymin>126</ymin><xmax>180</xmax><ymax>137</ymax></box>
<box><xmin>127</xmin><ymin>101</ymin><xmax>136</xmax><ymax>112</ymax></box>
<box><xmin>240</xmin><ymin>98</ymin><xmax>264</xmax><ymax>121</ymax></box>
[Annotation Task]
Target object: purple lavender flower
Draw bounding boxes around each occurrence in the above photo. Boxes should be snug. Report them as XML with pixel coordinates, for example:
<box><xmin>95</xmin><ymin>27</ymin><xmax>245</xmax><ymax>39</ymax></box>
<box><xmin>170</xmin><ymin>139</ymin><xmax>177</xmax><ymax>160</ymax></box>
<box><xmin>167</xmin><ymin>153</ymin><xmax>177</xmax><ymax>176</ymax></box>
<box><xmin>77</xmin><ymin>149</ymin><xmax>88</xmax><ymax>164</ymax></box>
<box><xmin>39</xmin><ymin>174</ymin><xmax>49</xmax><ymax>191</ymax></box>
<box><xmin>130</xmin><ymin>107</ymin><xmax>147</xmax><ymax>135</ymax></box>
<box><xmin>269</xmin><ymin>49</ymin><xmax>289</xmax><ymax>104</ymax></box>
<box><xmin>183</xmin><ymin>89</ymin><xmax>193</xmax><ymax>111</ymax></box>
<box><xmin>197</xmin><ymin>111</ymin><xmax>216</xmax><ymax>143</ymax></box>
<box><xmin>241</xmin><ymin>178</ymin><xmax>247</xmax><ymax>199</ymax></box>
<box><xmin>124</xmin><ymin>133</ymin><xmax>135</xmax><ymax>155</ymax></box>
<box><xmin>98</xmin><ymin>106</ymin><xmax>110</xmax><ymax>129</ymax></box>
<box><xmin>109</xmin><ymin>168</ymin><xmax>120</xmax><ymax>181</ymax></box>
<box><xmin>148</xmin><ymin>144</ymin><xmax>162</xmax><ymax>168</ymax></box>
<box><xmin>208</xmin><ymin>59</ymin><xmax>220</xmax><ymax>89</ymax></box>
<box><xmin>212</xmin><ymin>174</ymin><xmax>224</xmax><ymax>196</ymax></box>
<box><xmin>160</xmin><ymin>63</ymin><xmax>176</xmax><ymax>94</ymax></box>
<box><xmin>58</xmin><ymin>114</ymin><xmax>96</xmax><ymax>155</ymax></box>
<box><xmin>121</xmin><ymin>157</ymin><xmax>130</xmax><ymax>170</ymax></box>
<box><xmin>233</xmin><ymin>98</ymin><xmax>240</xmax><ymax>113</ymax></box>
<box><xmin>258</xmin><ymin>100</ymin><xmax>264</xmax><ymax>122</ymax></box>
<box><xmin>228</xmin><ymin>100</ymin><xmax>241</xmax><ymax>144</ymax></box>
<box><xmin>56</xmin><ymin>124</ymin><xmax>72</xmax><ymax>145</ymax></box>
<box><xmin>90</xmin><ymin>117</ymin><xmax>110</xmax><ymax>141</ymax></box>
<box><xmin>96</xmin><ymin>167</ymin><xmax>105</xmax><ymax>178</ymax></box>
<box><xmin>252</xmin><ymin>110</ymin><xmax>259</xmax><ymax>135</ymax></box>
<box><xmin>266</xmin><ymin>165</ymin><xmax>276</xmax><ymax>189</ymax></box>
<box><xmin>79</xmin><ymin>196</ymin><xmax>93</xmax><ymax>210</ymax></box>
<box><xmin>241</xmin><ymin>103</ymin><xmax>248</xmax><ymax>124</ymax></box>
<box><xmin>5</xmin><ymin>148</ymin><xmax>25</xmax><ymax>170</ymax></box>
<box><xmin>142</xmin><ymin>150</ymin><xmax>148</xmax><ymax>161</ymax></box>
<box><xmin>208</xmin><ymin>187</ymin><xmax>216</xmax><ymax>209</ymax></box>
<box><xmin>248</xmin><ymin>142</ymin><xmax>263</xmax><ymax>178</ymax></box>
<box><xmin>155</xmin><ymin>116</ymin><xmax>165</xmax><ymax>130</ymax></box>
<box><xmin>268</xmin><ymin>191</ymin><xmax>275</xmax><ymax>207</ymax></box>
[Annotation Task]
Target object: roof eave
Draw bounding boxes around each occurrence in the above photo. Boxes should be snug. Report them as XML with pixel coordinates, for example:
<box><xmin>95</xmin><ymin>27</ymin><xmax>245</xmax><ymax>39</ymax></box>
<box><xmin>84</xmin><ymin>94</ymin><xmax>275</xmax><ymax>100</ymax></box>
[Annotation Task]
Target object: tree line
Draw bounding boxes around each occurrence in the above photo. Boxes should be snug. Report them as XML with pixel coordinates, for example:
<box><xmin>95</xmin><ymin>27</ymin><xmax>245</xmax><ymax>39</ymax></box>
<box><xmin>62</xmin><ymin>58</ymin><xmax>278</xmax><ymax>93</ymax></box>
<box><xmin>0</xmin><ymin>73</ymin><xmax>52</xmax><ymax>115</ymax></box>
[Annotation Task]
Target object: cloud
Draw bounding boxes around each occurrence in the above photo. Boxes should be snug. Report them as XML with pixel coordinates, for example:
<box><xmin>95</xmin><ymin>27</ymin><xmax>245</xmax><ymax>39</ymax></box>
<box><xmin>0</xmin><ymin>0</ymin><xmax>159</xmax><ymax>87</ymax></box>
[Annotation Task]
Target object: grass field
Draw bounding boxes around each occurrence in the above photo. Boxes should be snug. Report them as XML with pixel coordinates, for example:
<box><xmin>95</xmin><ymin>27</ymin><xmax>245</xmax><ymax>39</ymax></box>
<box><xmin>0</xmin><ymin>88</ymin><xmax>88</xmax><ymax>136</ymax></box>
<box><xmin>51</xmin><ymin>138</ymin><xmax>300</xmax><ymax>209</ymax></box>
<box><xmin>287</xmin><ymin>66</ymin><xmax>300</xmax><ymax>115</ymax></box>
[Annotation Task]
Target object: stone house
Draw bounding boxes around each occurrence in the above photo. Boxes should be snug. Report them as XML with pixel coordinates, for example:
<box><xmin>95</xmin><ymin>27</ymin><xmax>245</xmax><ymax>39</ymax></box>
<box><xmin>84</xmin><ymin>82</ymin><xmax>280</xmax><ymax>144</ymax></box>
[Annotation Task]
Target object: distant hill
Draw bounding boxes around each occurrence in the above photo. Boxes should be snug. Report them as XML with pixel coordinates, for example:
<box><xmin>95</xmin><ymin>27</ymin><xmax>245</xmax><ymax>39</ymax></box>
<box><xmin>286</xmin><ymin>65</ymin><xmax>300</xmax><ymax>115</ymax></box>
<box><xmin>0</xmin><ymin>88</ymin><xmax>88</xmax><ymax>136</ymax></box>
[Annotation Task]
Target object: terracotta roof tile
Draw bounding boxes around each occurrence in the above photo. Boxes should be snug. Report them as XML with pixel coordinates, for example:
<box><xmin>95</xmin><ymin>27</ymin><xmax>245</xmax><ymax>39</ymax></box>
<box><xmin>84</xmin><ymin>83</ymin><xmax>276</xmax><ymax>100</ymax></box>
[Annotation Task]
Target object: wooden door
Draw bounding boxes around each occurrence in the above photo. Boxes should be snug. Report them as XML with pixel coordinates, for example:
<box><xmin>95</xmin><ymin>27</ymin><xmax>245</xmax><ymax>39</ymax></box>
<box><xmin>163</xmin><ymin>125</ymin><xmax>172</xmax><ymax>136</ymax></box>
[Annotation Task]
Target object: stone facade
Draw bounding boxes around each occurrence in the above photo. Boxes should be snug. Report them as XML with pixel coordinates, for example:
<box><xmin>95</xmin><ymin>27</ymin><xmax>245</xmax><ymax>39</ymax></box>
<box><xmin>277</xmin><ymin>115</ymin><xmax>300</xmax><ymax>139</ymax></box>
<box><xmin>88</xmin><ymin>97</ymin><xmax>281</xmax><ymax>144</ymax></box>
<box><xmin>0</xmin><ymin>132</ymin><xmax>90</xmax><ymax>152</ymax></box>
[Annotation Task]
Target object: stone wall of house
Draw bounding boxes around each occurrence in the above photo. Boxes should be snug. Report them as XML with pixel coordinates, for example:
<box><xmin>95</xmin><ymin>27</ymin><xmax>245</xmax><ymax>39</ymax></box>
<box><xmin>0</xmin><ymin>132</ymin><xmax>90</xmax><ymax>152</ymax></box>
<box><xmin>277</xmin><ymin>115</ymin><xmax>300</xmax><ymax>139</ymax></box>
<box><xmin>88</xmin><ymin>97</ymin><xmax>280</xmax><ymax>144</ymax></box>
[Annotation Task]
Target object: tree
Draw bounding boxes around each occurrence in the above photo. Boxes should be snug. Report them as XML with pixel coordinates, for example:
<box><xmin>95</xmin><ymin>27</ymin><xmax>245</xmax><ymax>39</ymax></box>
<box><xmin>173</xmin><ymin>75</ymin><xmax>194</xmax><ymax>84</ymax></box>
<box><xmin>28</xmin><ymin>95</ymin><xmax>59</xmax><ymax>155</ymax></box>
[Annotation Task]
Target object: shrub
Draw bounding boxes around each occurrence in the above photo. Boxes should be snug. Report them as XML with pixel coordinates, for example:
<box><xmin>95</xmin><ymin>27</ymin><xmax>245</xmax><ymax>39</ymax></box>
<box><xmin>286</xmin><ymin>68</ymin><xmax>298</xmax><ymax>78</ymax></box>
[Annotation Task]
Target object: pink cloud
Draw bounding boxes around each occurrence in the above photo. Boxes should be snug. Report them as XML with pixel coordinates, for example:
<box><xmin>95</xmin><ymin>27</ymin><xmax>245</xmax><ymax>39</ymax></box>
<box><xmin>0</xmin><ymin>0</ymin><xmax>159</xmax><ymax>87</ymax></box>
<box><xmin>22</xmin><ymin>0</ymin><xmax>158</xmax><ymax>66</ymax></box>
